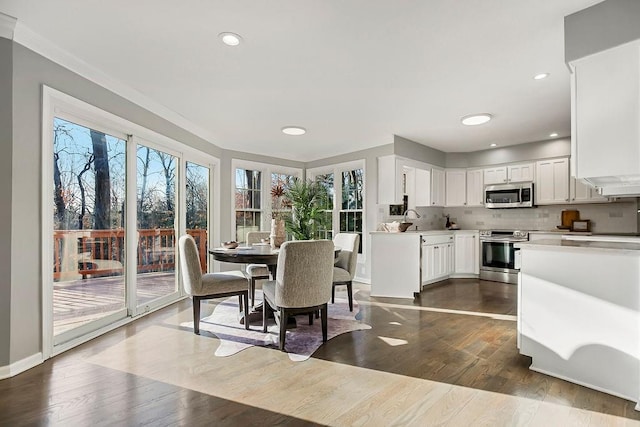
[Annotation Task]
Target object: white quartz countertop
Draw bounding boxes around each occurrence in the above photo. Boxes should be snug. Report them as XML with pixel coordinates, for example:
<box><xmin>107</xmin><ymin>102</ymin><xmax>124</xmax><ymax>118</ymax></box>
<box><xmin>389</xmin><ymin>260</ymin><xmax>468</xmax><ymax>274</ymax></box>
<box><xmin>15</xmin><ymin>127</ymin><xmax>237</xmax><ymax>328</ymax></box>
<box><xmin>516</xmin><ymin>238</ymin><xmax>640</xmax><ymax>253</ymax></box>
<box><xmin>370</xmin><ymin>229</ymin><xmax>477</xmax><ymax>235</ymax></box>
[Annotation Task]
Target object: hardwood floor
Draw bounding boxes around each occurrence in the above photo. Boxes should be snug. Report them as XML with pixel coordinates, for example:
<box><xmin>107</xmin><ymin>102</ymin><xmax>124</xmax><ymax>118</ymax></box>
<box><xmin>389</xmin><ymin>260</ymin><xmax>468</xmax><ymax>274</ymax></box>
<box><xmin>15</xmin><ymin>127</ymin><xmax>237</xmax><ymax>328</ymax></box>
<box><xmin>1</xmin><ymin>278</ymin><xmax>639</xmax><ymax>426</ymax></box>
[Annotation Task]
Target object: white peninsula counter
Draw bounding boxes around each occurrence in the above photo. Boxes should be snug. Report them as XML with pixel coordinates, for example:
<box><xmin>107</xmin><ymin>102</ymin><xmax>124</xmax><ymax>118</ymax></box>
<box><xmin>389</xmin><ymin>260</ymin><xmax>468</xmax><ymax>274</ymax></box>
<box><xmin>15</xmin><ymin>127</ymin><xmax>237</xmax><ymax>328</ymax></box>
<box><xmin>516</xmin><ymin>238</ymin><xmax>640</xmax><ymax>409</ymax></box>
<box><xmin>370</xmin><ymin>230</ymin><xmax>479</xmax><ymax>298</ymax></box>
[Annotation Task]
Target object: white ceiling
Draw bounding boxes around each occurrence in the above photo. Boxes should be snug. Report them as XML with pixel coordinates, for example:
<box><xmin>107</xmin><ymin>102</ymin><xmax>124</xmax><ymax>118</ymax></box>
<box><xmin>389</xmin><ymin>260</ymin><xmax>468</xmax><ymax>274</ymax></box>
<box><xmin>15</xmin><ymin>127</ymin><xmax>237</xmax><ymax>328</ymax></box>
<box><xmin>1</xmin><ymin>0</ymin><xmax>603</xmax><ymax>162</ymax></box>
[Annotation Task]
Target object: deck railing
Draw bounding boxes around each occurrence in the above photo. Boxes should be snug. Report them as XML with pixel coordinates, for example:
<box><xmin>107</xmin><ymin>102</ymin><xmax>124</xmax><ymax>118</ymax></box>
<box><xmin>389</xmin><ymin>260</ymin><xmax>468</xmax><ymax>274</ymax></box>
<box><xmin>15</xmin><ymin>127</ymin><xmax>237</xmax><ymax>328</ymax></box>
<box><xmin>53</xmin><ymin>228</ymin><xmax>208</xmax><ymax>280</ymax></box>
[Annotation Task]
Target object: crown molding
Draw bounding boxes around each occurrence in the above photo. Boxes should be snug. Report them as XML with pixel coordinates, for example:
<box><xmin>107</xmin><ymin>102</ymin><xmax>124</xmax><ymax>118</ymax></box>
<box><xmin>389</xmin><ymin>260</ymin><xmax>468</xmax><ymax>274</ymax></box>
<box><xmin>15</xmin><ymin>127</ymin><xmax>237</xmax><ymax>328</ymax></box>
<box><xmin>0</xmin><ymin>12</ymin><xmax>17</xmax><ymax>40</ymax></box>
<box><xmin>11</xmin><ymin>20</ymin><xmax>217</xmax><ymax>146</ymax></box>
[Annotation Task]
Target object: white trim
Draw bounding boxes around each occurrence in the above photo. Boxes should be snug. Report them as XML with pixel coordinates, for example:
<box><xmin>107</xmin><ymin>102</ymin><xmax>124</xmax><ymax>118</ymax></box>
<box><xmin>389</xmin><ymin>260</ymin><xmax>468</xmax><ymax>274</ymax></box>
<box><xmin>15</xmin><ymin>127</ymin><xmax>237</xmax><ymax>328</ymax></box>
<box><xmin>125</xmin><ymin>135</ymin><xmax>138</xmax><ymax>316</ymax></box>
<box><xmin>0</xmin><ymin>12</ymin><xmax>17</xmax><ymax>40</ymax></box>
<box><xmin>41</xmin><ymin>86</ymin><xmax>54</xmax><ymax>360</ymax></box>
<box><xmin>354</xmin><ymin>276</ymin><xmax>371</xmax><ymax>285</ymax></box>
<box><xmin>13</xmin><ymin>20</ymin><xmax>216</xmax><ymax>146</ymax></box>
<box><xmin>0</xmin><ymin>353</ymin><xmax>43</xmax><ymax>380</ymax></box>
<box><xmin>529</xmin><ymin>365</ymin><xmax>638</xmax><ymax>406</ymax></box>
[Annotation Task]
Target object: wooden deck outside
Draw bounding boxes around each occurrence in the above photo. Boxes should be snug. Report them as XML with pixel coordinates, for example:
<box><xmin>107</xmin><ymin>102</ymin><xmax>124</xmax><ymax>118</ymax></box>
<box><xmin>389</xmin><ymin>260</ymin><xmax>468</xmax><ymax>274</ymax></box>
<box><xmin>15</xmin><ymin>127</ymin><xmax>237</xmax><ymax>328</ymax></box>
<box><xmin>54</xmin><ymin>272</ymin><xmax>177</xmax><ymax>334</ymax></box>
<box><xmin>53</xmin><ymin>228</ymin><xmax>207</xmax><ymax>280</ymax></box>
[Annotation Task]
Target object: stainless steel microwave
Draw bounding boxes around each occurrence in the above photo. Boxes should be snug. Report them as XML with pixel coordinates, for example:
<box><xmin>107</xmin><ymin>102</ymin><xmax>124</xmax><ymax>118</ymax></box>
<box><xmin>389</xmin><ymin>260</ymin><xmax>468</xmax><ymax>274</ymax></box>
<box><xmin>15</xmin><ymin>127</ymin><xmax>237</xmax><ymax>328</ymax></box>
<box><xmin>485</xmin><ymin>182</ymin><xmax>534</xmax><ymax>208</ymax></box>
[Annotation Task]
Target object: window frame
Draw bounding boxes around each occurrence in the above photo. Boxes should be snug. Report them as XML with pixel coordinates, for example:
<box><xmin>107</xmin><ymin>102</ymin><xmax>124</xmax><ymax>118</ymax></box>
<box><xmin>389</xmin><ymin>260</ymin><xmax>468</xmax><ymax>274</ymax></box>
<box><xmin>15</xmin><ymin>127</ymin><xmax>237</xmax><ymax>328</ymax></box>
<box><xmin>307</xmin><ymin>159</ymin><xmax>366</xmax><ymax>257</ymax></box>
<box><xmin>231</xmin><ymin>159</ymin><xmax>302</xmax><ymax>242</ymax></box>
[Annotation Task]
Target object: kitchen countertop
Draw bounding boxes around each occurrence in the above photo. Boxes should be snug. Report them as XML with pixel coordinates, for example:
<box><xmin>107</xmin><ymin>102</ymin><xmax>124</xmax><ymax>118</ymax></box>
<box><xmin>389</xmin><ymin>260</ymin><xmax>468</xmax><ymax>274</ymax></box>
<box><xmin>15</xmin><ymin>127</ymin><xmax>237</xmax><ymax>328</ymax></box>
<box><xmin>516</xmin><ymin>238</ymin><xmax>640</xmax><ymax>253</ymax></box>
<box><xmin>370</xmin><ymin>229</ymin><xmax>478</xmax><ymax>235</ymax></box>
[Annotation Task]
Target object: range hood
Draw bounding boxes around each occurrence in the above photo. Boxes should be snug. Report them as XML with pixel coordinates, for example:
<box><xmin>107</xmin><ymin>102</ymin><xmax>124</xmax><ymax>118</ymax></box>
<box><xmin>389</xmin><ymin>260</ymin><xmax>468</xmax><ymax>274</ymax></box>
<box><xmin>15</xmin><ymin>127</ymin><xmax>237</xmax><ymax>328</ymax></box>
<box><xmin>584</xmin><ymin>176</ymin><xmax>640</xmax><ymax>198</ymax></box>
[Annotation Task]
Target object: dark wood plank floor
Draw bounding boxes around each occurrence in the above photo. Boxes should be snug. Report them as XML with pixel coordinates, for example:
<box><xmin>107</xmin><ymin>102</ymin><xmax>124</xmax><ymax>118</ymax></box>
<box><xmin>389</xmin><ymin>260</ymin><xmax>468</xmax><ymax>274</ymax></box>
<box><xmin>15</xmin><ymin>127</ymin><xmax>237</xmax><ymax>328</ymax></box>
<box><xmin>1</xmin><ymin>278</ymin><xmax>638</xmax><ymax>425</ymax></box>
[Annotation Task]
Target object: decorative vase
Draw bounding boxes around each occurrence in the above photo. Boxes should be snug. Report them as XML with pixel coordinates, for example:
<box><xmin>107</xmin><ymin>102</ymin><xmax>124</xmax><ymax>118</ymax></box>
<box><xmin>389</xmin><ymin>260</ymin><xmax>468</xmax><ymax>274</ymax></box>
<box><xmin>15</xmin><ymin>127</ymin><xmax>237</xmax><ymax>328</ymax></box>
<box><xmin>270</xmin><ymin>219</ymin><xmax>286</xmax><ymax>248</ymax></box>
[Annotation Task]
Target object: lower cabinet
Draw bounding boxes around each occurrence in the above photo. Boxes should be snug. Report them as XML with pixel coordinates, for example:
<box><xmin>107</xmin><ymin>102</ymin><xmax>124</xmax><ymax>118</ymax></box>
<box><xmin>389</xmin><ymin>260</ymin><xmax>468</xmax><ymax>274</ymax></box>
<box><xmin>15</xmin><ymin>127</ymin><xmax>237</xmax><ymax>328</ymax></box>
<box><xmin>422</xmin><ymin>234</ymin><xmax>454</xmax><ymax>285</ymax></box>
<box><xmin>452</xmin><ymin>231</ymin><xmax>479</xmax><ymax>276</ymax></box>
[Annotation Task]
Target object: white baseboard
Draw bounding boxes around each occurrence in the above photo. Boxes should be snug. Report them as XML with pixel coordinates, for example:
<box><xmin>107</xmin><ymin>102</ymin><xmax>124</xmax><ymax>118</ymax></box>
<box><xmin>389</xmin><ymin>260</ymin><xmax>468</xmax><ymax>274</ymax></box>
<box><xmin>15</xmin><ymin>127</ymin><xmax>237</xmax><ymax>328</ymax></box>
<box><xmin>530</xmin><ymin>364</ymin><xmax>638</xmax><ymax>407</ymax></box>
<box><xmin>354</xmin><ymin>276</ymin><xmax>370</xmax><ymax>285</ymax></box>
<box><xmin>0</xmin><ymin>352</ymin><xmax>43</xmax><ymax>379</ymax></box>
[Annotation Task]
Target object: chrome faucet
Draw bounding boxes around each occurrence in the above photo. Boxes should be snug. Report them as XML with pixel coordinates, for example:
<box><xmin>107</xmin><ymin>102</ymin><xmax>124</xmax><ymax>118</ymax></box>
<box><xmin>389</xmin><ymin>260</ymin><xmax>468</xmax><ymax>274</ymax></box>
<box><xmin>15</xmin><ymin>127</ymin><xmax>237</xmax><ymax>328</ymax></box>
<box><xmin>403</xmin><ymin>209</ymin><xmax>421</xmax><ymax>223</ymax></box>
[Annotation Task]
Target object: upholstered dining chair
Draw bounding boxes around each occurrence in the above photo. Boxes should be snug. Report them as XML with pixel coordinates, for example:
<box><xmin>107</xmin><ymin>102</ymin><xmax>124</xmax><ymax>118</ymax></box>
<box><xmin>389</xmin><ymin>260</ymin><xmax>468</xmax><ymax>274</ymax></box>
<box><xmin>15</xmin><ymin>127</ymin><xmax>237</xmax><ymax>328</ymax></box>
<box><xmin>179</xmin><ymin>234</ymin><xmax>249</xmax><ymax>334</ymax></box>
<box><xmin>262</xmin><ymin>240</ymin><xmax>334</xmax><ymax>351</ymax></box>
<box><xmin>245</xmin><ymin>231</ymin><xmax>272</xmax><ymax>307</ymax></box>
<box><xmin>332</xmin><ymin>233</ymin><xmax>360</xmax><ymax>312</ymax></box>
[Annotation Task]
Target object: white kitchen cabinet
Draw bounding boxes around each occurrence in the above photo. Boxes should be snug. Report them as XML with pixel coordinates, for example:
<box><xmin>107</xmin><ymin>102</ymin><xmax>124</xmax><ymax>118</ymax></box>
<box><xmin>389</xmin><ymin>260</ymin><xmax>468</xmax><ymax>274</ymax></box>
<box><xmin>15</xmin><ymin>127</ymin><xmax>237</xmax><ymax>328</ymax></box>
<box><xmin>422</xmin><ymin>233</ymin><xmax>454</xmax><ymax>285</ymax></box>
<box><xmin>378</xmin><ymin>155</ymin><xmax>432</xmax><ymax>206</ymax></box>
<box><xmin>536</xmin><ymin>158</ymin><xmax>570</xmax><ymax>205</ymax></box>
<box><xmin>466</xmin><ymin>169</ymin><xmax>484</xmax><ymax>207</ymax></box>
<box><xmin>507</xmin><ymin>163</ymin><xmax>535</xmax><ymax>183</ymax></box>
<box><xmin>485</xmin><ymin>163</ymin><xmax>534</xmax><ymax>185</ymax></box>
<box><xmin>483</xmin><ymin>166</ymin><xmax>508</xmax><ymax>185</ymax></box>
<box><xmin>414</xmin><ymin>168</ymin><xmax>432</xmax><ymax>206</ymax></box>
<box><xmin>570</xmin><ymin>176</ymin><xmax>608</xmax><ymax>203</ymax></box>
<box><xmin>377</xmin><ymin>155</ymin><xmax>405</xmax><ymax>204</ymax></box>
<box><xmin>430</xmin><ymin>167</ymin><xmax>445</xmax><ymax>207</ymax></box>
<box><xmin>453</xmin><ymin>231</ymin><xmax>479</xmax><ymax>276</ymax></box>
<box><xmin>445</xmin><ymin>169</ymin><xmax>466</xmax><ymax>207</ymax></box>
<box><xmin>571</xmin><ymin>41</ymin><xmax>640</xmax><ymax>188</ymax></box>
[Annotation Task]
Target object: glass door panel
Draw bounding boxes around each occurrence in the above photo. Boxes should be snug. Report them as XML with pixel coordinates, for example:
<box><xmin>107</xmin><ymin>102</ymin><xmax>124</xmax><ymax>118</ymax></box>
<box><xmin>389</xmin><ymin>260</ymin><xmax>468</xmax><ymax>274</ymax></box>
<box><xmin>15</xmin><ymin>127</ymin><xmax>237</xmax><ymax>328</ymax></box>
<box><xmin>52</xmin><ymin>117</ymin><xmax>127</xmax><ymax>338</ymax></box>
<box><xmin>136</xmin><ymin>145</ymin><xmax>178</xmax><ymax>306</ymax></box>
<box><xmin>186</xmin><ymin>162</ymin><xmax>210</xmax><ymax>272</ymax></box>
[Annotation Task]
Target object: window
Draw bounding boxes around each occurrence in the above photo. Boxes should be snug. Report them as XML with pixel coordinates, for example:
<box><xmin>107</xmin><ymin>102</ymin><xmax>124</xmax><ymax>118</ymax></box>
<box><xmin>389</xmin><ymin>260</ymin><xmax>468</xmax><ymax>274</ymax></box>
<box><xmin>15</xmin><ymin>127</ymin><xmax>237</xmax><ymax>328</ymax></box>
<box><xmin>340</xmin><ymin>169</ymin><xmax>364</xmax><ymax>253</ymax></box>
<box><xmin>308</xmin><ymin>161</ymin><xmax>365</xmax><ymax>254</ymax></box>
<box><xmin>234</xmin><ymin>168</ymin><xmax>262</xmax><ymax>242</ymax></box>
<box><xmin>232</xmin><ymin>160</ymin><xmax>302</xmax><ymax>242</ymax></box>
<box><xmin>271</xmin><ymin>172</ymin><xmax>294</xmax><ymax>223</ymax></box>
<box><xmin>315</xmin><ymin>173</ymin><xmax>334</xmax><ymax>240</ymax></box>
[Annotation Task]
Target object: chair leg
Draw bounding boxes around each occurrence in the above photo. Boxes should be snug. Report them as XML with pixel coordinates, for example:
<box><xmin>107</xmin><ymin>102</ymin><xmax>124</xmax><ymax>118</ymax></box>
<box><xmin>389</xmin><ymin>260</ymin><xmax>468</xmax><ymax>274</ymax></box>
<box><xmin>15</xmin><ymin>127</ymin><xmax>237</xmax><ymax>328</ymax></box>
<box><xmin>250</xmin><ymin>278</ymin><xmax>256</xmax><ymax>308</ymax></box>
<box><xmin>346</xmin><ymin>281</ymin><xmax>353</xmax><ymax>312</ymax></box>
<box><xmin>331</xmin><ymin>284</ymin><xmax>335</xmax><ymax>304</ymax></box>
<box><xmin>308</xmin><ymin>312</ymin><xmax>314</xmax><ymax>325</ymax></box>
<box><xmin>193</xmin><ymin>296</ymin><xmax>201</xmax><ymax>335</ymax></box>
<box><xmin>243</xmin><ymin>292</ymin><xmax>250</xmax><ymax>330</ymax></box>
<box><xmin>279</xmin><ymin>308</ymin><xmax>288</xmax><ymax>351</ymax></box>
<box><xmin>262</xmin><ymin>298</ymin><xmax>269</xmax><ymax>333</ymax></box>
<box><xmin>321</xmin><ymin>304</ymin><xmax>328</xmax><ymax>342</ymax></box>
<box><xmin>238</xmin><ymin>295</ymin><xmax>243</xmax><ymax>312</ymax></box>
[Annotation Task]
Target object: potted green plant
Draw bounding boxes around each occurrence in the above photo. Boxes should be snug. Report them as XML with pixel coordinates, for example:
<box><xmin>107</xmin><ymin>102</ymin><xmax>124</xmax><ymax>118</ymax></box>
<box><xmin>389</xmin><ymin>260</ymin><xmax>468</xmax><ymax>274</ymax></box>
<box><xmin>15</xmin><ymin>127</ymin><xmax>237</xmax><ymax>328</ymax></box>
<box><xmin>283</xmin><ymin>178</ymin><xmax>330</xmax><ymax>240</ymax></box>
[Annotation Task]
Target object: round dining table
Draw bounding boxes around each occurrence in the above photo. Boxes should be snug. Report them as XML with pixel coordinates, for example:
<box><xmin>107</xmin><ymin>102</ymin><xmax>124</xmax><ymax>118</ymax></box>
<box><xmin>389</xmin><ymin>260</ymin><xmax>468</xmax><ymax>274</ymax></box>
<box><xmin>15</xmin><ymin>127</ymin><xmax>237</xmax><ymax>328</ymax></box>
<box><xmin>209</xmin><ymin>246</ymin><xmax>279</xmax><ymax>277</ymax></box>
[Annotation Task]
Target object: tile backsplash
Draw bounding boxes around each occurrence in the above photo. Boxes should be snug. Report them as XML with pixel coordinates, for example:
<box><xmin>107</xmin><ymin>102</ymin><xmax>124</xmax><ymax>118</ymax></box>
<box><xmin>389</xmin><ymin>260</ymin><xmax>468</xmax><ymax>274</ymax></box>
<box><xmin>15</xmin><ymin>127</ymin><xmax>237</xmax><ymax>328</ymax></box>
<box><xmin>382</xmin><ymin>200</ymin><xmax>639</xmax><ymax>233</ymax></box>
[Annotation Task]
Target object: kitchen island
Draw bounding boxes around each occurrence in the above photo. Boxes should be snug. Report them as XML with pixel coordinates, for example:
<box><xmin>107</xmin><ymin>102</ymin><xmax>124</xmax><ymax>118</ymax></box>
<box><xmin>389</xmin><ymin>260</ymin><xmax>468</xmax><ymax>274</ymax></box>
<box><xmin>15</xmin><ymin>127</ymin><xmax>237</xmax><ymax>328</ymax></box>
<box><xmin>516</xmin><ymin>238</ymin><xmax>640</xmax><ymax>409</ymax></box>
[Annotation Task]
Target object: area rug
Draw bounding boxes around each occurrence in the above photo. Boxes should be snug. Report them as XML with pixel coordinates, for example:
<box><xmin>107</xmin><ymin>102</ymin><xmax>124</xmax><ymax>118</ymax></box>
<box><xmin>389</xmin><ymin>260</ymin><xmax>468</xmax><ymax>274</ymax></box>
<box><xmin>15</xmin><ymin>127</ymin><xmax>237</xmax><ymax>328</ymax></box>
<box><xmin>181</xmin><ymin>290</ymin><xmax>371</xmax><ymax>361</ymax></box>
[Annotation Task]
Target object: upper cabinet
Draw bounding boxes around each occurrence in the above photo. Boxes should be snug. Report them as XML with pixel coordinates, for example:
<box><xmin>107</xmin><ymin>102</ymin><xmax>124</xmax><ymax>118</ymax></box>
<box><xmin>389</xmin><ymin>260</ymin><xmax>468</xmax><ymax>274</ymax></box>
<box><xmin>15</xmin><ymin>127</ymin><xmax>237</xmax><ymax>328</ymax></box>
<box><xmin>535</xmin><ymin>158</ymin><xmax>569</xmax><ymax>205</ymax></box>
<box><xmin>377</xmin><ymin>155</ymin><xmax>432</xmax><ymax>206</ymax></box>
<box><xmin>377</xmin><ymin>155</ymin><xmax>404</xmax><ymax>204</ymax></box>
<box><xmin>484</xmin><ymin>163</ymin><xmax>534</xmax><ymax>185</ymax></box>
<box><xmin>430</xmin><ymin>168</ymin><xmax>445</xmax><ymax>207</ymax></box>
<box><xmin>571</xmin><ymin>41</ymin><xmax>640</xmax><ymax>196</ymax></box>
<box><xmin>445</xmin><ymin>169</ymin><xmax>466</xmax><ymax>207</ymax></box>
<box><xmin>466</xmin><ymin>169</ymin><xmax>484</xmax><ymax>207</ymax></box>
<box><xmin>570</xmin><ymin>177</ymin><xmax>608</xmax><ymax>204</ymax></box>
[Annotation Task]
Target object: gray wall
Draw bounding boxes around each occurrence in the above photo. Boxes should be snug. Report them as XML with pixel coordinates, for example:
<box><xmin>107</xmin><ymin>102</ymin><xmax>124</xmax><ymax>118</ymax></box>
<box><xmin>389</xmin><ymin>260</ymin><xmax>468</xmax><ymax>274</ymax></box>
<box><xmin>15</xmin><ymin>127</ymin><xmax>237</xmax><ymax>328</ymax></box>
<box><xmin>565</xmin><ymin>0</ymin><xmax>640</xmax><ymax>63</ymax></box>
<box><xmin>394</xmin><ymin>135</ymin><xmax>446</xmax><ymax>167</ymax></box>
<box><xmin>445</xmin><ymin>138</ymin><xmax>571</xmax><ymax>168</ymax></box>
<box><xmin>8</xmin><ymin>42</ymin><xmax>226</xmax><ymax>364</ymax></box>
<box><xmin>0</xmin><ymin>37</ymin><xmax>12</xmax><ymax>367</ymax></box>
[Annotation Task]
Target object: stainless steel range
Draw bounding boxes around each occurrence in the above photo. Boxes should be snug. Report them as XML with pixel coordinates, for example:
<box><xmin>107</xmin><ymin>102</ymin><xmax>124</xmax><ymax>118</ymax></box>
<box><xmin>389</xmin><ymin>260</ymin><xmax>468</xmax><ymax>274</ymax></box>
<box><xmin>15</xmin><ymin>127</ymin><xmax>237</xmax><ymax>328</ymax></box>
<box><xmin>479</xmin><ymin>230</ymin><xmax>529</xmax><ymax>284</ymax></box>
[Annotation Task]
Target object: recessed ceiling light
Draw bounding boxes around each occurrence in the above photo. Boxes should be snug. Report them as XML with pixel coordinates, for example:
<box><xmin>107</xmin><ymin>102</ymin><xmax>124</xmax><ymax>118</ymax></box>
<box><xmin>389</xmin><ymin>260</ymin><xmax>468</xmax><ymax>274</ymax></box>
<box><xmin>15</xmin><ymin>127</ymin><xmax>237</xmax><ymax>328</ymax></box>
<box><xmin>490</xmin><ymin>143</ymin><xmax>497</xmax><ymax>147</ymax></box>
<box><xmin>549</xmin><ymin>132</ymin><xmax>559</xmax><ymax>138</ymax></box>
<box><xmin>534</xmin><ymin>73</ymin><xmax>550</xmax><ymax>80</ymax></box>
<box><xmin>282</xmin><ymin>126</ymin><xmax>306</xmax><ymax>136</ymax></box>
<box><xmin>461</xmin><ymin>113</ymin><xmax>492</xmax><ymax>126</ymax></box>
<box><xmin>218</xmin><ymin>32</ymin><xmax>242</xmax><ymax>46</ymax></box>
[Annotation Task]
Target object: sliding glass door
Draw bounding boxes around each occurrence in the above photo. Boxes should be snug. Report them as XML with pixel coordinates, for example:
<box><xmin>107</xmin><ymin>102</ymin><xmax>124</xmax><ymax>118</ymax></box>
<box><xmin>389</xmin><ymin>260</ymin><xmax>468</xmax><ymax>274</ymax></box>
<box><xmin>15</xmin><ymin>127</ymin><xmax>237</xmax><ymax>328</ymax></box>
<box><xmin>135</xmin><ymin>144</ymin><xmax>179</xmax><ymax>309</ymax></box>
<box><xmin>44</xmin><ymin>88</ymin><xmax>218</xmax><ymax>355</ymax></box>
<box><xmin>51</xmin><ymin>117</ymin><xmax>127</xmax><ymax>341</ymax></box>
